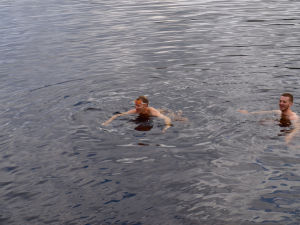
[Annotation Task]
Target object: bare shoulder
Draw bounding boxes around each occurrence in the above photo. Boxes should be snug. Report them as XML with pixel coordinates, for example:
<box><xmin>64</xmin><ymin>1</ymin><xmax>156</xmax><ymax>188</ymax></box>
<box><xmin>148</xmin><ymin>107</ymin><xmax>162</xmax><ymax>116</ymax></box>
<box><xmin>290</xmin><ymin>112</ymin><xmax>299</xmax><ymax>121</ymax></box>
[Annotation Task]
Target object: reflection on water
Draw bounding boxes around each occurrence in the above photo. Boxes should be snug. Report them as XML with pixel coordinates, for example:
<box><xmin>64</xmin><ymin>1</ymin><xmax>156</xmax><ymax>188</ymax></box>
<box><xmin>278</xmin><ymin>116</ymin><xmax>292</xmax><ymax>127</ymax></box>
<box><xmin>1</xmin><ymin>0</ymin><xmax>300</xmax><ymax>224</ymax></box>
<box><xmin>260</xmin><ymin>117</ymin><xmax>293</xmax><ymax>137</ymax></box>
<box><xmin>130</xmin><ymin>115</ymin><xmax>154</xmax><ymax>131</ymax></box>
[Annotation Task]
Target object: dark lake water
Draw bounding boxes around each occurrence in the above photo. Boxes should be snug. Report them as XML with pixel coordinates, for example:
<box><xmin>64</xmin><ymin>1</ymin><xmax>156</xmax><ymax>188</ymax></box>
<box><xmin>1</xmin><ymin>0</ymin><xmax>300</xmax><ymax>224</ymax></box>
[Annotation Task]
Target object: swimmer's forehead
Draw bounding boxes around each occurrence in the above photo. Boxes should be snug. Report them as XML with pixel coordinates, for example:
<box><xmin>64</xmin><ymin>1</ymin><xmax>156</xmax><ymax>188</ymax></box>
<box><xmin>134</xmin><ymin>99</ymin><xmax>146</xmax><ymax>104</ymax></box>
<box><xmin>280</xmin><ymin>96</ymin><xmax>291</xmax><ymax>102</ymax></box>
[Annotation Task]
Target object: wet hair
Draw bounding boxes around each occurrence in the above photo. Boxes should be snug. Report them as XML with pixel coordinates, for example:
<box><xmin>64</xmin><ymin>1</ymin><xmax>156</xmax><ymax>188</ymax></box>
<box><xmin>136</xmin><ymin>96</ymin><xmax>149</xmax><ymax>105</ymax></box>
<box><xmin>281</xmin><ymin>93</ymin><xmax>294</xmax><ymax>103</ymax></box>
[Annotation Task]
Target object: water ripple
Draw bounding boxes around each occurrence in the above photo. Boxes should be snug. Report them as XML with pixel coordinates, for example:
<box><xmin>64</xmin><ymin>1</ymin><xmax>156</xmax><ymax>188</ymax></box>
<box><xmin>1</xmin><ymin>0</ymin><xmax>300</xmax><ymax>224</ymax></box>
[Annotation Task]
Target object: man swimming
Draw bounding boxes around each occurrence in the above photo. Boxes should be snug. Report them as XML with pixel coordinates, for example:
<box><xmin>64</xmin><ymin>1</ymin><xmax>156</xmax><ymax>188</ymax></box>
<box><xmin>102</xmin><ymin>96</ymin><xmax>172</xmax><ymax>132</ymax></box>
<box><xmin>238</xmin><ymin>93</ymin><xmax>299</xmax><ymax>143</ymax></box>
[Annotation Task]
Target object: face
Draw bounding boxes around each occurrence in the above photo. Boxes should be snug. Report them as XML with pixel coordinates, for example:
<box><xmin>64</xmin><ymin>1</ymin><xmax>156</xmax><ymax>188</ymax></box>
<box><xmin>135</xmin><ymin>100</ymin><xmax>147</xmax><ymax>111</ymax></box>
<box><xmin>279</xmin><ymin>96</ymin><xmax>292</xmax><ymax>112</ymax></box>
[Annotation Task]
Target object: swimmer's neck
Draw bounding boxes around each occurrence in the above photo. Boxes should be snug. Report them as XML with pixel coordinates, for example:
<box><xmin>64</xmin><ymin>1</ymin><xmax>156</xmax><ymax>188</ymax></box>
<box><xmin>136</xmin><ymin>107</ymin><xmax>150</xmax><ymax>115</ymax></box>
<box><xmin>280</xmin><ymin>109</ymin><xmax>298</xmax><ymax>122</ymax></box>
<box><xmin>281</xmin><ymin>108</ymin><xmax>293</xmax><ymax>117</ymax></box>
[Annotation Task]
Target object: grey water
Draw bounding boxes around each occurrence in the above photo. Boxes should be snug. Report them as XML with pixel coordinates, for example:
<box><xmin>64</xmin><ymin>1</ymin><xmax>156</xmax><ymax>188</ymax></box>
<box><xmin>1</xmin><ymin>0</ymin><xmax>300</xmax><ymax>224</ymax></box>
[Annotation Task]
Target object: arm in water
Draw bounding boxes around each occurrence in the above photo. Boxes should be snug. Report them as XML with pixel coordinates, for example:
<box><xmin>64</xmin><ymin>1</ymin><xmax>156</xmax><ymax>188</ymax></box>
<box><xmin>149</xmin><ymin>107</ymin><xmax>172</xmax><ymax>133</ymax></box>
<box><xmin>286</xmin><ymin>120</ymin><xmax>300</xmax><ymax>144</ymax></box>
<box><xmin>238</xmin><ymin>109</ymin><xmax>281</xmax><ymax>115</ymax></box>
<box><xmin>102</xmin><ymin>109</ymin><xmax>136</xmax><ymax>126</ymax></box>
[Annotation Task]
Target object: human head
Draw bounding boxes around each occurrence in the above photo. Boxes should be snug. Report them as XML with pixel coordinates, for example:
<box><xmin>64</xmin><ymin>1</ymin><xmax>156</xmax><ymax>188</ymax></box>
<box><xmin>134</xmin><ymin>96</ymin><xmax>149</xmax><ymax>111</ymax></box>
<box><xmin>281</xmin><ymin>93</ymin><xmax>293</xmax><ymax>103</ymax></box>
<box><xmin>135</xmin><ymin>96</ymin><xmax>149</xmax><ymax>106</ymax></box>
<box><xmin>279</xmin><ymin>93</ymin><xmax>294</xmax><ymax>112</ymax></box>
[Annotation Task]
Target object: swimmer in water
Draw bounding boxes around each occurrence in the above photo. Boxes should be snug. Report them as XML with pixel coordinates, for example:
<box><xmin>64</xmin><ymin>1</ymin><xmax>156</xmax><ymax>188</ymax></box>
<box><xmin>238</xmin><ymin>93</ymin><xmax>300</xmax><ymax>143</ymax></box>
<box><xmin>102</xmin><ymin>96</ymin><xmax>172</xmax><ymax>132</ymax></box>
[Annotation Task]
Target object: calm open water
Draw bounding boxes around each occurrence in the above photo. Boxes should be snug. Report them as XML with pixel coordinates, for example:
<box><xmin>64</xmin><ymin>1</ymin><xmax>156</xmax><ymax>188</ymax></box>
<box><xmin>1</xmin><ymin>0</ymin><xmax>300</xmax><ymax>224</ymax></box>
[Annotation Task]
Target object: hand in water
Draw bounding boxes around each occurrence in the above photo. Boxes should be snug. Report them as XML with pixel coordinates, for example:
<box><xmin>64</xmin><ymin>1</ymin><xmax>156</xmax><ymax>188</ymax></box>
<box><xmin>162</xmin><ymin>124</ymin><xmax>171</xmax><ymax>133</ymax></box>
<box><xmin>238</xmin><ymin>109</ymin><xmax>249</xmax><ymax>114</ymax></box>
<box><xmin>102</xmin><ymin>121</ymin><xmax>109</xmax><ymax>126</ymax></box>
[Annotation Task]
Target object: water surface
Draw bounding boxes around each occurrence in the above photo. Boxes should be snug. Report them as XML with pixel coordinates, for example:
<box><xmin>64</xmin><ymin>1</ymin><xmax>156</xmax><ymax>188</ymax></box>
<box><xmin>1</xmin><ymin>0</ymin><xmax>300</xmax><ymax>224</ymax></box>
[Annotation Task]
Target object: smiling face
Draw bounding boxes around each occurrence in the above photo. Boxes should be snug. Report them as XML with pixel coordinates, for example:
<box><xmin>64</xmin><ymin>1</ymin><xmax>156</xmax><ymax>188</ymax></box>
<box><xmin>279</xmin><ymin>96</ymin><xmax>292</xmax><ymax>112</ymax></box>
